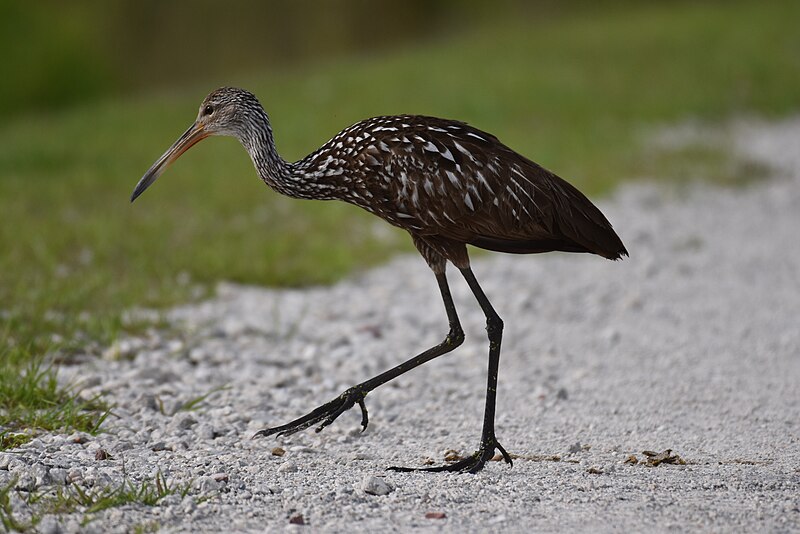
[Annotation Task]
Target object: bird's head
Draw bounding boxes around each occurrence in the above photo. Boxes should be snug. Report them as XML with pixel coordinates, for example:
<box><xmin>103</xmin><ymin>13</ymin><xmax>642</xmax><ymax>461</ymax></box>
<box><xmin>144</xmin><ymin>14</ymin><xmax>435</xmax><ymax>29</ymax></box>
<box><xmin>131</xmin><ymin>87</ymin><xmax>263</xmax><ymax>202</ymax></box>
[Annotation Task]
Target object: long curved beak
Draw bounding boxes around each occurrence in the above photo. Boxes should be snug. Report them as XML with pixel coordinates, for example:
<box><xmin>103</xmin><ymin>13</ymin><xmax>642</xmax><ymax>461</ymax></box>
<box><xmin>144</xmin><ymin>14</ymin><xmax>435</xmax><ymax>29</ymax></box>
<box><xmin>130</xmin><ymin>122</ymin><xmax>210</xmax><ymax>202</ymax></box>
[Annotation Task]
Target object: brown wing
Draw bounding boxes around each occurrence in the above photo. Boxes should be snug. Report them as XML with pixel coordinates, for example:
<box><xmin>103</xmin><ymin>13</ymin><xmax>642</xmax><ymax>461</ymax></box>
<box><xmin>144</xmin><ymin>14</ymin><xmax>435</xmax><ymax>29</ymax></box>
<box><xmin>353</xmin><ymin>116</ymin><xmax>627</xmax><ymax>260</ymax></box>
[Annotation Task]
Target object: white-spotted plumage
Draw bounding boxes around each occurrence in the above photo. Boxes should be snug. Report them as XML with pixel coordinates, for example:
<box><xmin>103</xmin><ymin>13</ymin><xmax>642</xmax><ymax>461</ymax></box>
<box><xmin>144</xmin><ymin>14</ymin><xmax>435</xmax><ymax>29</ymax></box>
<box><xmin>246</xmin><ymin>107</ymin><xmax>626</xmax><ymax>266</ymax></box>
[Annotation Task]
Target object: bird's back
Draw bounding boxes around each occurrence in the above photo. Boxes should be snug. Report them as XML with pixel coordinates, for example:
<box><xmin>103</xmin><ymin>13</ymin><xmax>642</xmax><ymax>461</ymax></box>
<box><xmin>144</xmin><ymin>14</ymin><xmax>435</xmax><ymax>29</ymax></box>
<box><xmin>299</xmin><ymin>115</ymin><xmax>627</xmax><ymax>260</ymax></box>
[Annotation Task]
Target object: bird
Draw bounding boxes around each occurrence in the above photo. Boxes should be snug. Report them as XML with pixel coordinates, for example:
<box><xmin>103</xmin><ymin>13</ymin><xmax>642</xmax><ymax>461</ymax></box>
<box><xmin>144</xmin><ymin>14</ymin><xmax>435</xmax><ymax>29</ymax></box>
<box><xmin>131</xmin><ymin>87</ymin><xmax>627</xmax><ymax>474</ymax></box>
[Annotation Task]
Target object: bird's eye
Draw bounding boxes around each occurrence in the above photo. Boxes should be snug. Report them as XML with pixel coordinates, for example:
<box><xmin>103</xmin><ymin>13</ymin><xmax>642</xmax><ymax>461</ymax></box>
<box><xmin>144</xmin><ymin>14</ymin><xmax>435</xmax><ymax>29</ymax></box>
<box><xmin>203</xmin><ymin>105</ymin><xmax>214</xmax><ymax>116</ymax></box>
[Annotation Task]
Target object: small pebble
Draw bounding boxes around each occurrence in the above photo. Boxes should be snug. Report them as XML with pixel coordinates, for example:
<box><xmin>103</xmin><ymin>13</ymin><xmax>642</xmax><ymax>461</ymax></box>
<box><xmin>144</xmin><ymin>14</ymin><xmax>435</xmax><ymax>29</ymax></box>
<box><xmin>183</xmin><ymin>497</ymin><xmax>197</xmax><ymax>514</ymax></box>
<box><xmin>173</xmin><ymin>413</ymin><xmax>199</xmax><ymax>430</ymax></box>
<box><xmin>196</xmin><ymin>476</ymin><xmax>220</xmax><ymax>493</ymax></box>
<box><xmin>31</xmin><ymin>463</ymin><xmax>51</xmax><ymax>487</ymax></box>
<box><xmin>138</xmin><ymin>394</ymin><xmax>160</xmax><ymax>411</ymax></box>
<box><xmin>48</xmin><ymin>468</ymin><xmax>68</xmax><ymax>485</ymax></box>
<box><xmin>16</xmin><ymin>473</ymin><xmax>37</xmax><ymax>492</ymax></box>
<box><xmin>444</xmin><ymin>450</ymin><xmax>463</xmax><ymax>462</ymax></box>
<box><xmin>196</xmin><ymin>424</ymin><xmax>216</xmax><ymax>440</ymax></box>
<box><xmin>67</xmin><ymin>433</ymin><xmax>90</xmax><ymax>444</ymax></box>
<box><xmin>278</xmin><ymin>461</ymin><xmax>297</xmax><ymax>473</ymax></box>
<box><xmin>67</xmin><ymin>469</ymin><xmax>83</xmax><ymax>484</ymax></box>
<box><xmin>37</xmin><ymin>515</ymin><xmax>62</xmax><ymax>534</ymax></box>
<box><xmin>361</xmin><ymin>475</ymin><xmax>393</xmax><ymax>496</ymax></box>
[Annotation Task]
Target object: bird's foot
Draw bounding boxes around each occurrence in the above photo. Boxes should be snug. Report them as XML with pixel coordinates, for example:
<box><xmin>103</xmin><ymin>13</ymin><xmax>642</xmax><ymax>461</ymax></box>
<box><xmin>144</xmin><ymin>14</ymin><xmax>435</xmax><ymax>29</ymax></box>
<box><xmin>253</xmin><ymin>386</ymin><xmax>369</xmax><ymax>439</ymax></box>
<box><xmin>388</xmin><ymin>435</ymin><xmax>513</xmax><ymax>474</ymax></box>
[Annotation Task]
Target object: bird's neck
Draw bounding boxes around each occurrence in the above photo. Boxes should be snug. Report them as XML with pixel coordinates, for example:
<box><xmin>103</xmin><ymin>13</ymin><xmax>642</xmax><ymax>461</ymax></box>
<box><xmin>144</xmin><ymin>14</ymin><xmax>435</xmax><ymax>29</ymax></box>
<box><xmin>240</xmin><ymin>108</ymin><xmax>340</xmax><ymax>201</ymax></box>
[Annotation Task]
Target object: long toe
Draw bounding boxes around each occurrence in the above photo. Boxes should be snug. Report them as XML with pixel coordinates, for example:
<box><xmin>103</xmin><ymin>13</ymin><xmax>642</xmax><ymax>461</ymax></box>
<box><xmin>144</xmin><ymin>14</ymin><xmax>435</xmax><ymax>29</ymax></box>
<box><xmin>253</xmin><ymin>386</ymin><xmax>368</xmax><ymax>440</ymax></box>
<box><xmin>388</xmin><ymin>442</ymin><xmax>509</xmax><ymax>474</ymax></box>
<box><xmin>388</xmin><ymin>454</ymin><xmax>487</xmax><ymax>474</ymax></box>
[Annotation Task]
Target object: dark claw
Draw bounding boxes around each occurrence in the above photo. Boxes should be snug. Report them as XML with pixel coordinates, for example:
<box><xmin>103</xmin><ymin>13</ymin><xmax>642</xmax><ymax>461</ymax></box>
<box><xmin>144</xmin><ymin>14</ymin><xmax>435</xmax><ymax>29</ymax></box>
<box><xmin>253</xmin><ymin>387</ymin><xmax>368</xmax><ymax>440</ymax></box>
<box><xmin>357</xmin><ymin>398</ymin><xmax>369</xmax><ymax>431</ymax></box>
<box><xmin>494</xmin><ymin>439</ymin><xmax>513</xmax><ymax>465</ymax></box>
<box><xmin>388</xmin><ymin>437</ymin><xmax>512</xmax><ymax>474</ymax></box>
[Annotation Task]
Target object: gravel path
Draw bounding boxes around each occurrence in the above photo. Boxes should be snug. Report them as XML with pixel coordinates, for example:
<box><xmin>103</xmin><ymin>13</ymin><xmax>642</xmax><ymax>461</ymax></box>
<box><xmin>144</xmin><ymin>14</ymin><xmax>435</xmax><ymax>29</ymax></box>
<box><xmin>3</xmin><ymin>119</ymin><xmax>799</xmax><ymax>533</ymax></box>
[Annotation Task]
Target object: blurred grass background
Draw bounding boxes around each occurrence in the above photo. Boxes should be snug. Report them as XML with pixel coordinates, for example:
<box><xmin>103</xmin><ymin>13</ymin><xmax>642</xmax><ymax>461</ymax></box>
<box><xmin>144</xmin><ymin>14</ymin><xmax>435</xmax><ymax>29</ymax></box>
<box><xmin>1</xmin><ymin>0</ymin><xmax>799</xmax><ymax>440</ymax></box>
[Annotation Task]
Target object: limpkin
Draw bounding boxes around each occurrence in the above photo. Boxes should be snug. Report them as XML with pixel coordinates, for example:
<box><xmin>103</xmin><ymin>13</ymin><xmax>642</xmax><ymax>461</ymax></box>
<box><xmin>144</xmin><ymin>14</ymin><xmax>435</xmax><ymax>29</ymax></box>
<box><xmin>131</xmin><ymin>87</ymin><xmax>627</xmax><ymax>473</ymax></box>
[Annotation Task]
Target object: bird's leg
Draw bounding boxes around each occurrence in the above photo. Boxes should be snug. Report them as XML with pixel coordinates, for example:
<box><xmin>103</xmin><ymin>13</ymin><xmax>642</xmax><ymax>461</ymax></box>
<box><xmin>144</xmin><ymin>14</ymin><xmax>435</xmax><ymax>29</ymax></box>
<box><xmin>390</xmin><ymin>267</ymin><xmax>512</xmax><ymax>474</ymax></box>
<box><xmin>254</xmin><ymin>271</ymin><xmax>464</xmax><ymax>440</ymax></box>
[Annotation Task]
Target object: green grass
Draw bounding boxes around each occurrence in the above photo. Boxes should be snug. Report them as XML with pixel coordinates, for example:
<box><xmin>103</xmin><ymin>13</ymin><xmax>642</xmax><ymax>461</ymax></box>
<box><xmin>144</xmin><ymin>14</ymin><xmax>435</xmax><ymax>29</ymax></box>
<box><xmin>1</xmin><ymin>1</ymin><xmax>799</xmax><ymax>443</ymax></box>
<box><xmin>147</xmin><ymin>384</ymin><xmax>230</xmax><ymax>416</ymax></box>
<box><xmin>0</xmin><ymin>472</ymin><xmax>197</xmax><ymax>531</ymax></box>
<box><xmin>0</xmin><ymin>342</ymin><xmax>110</xmax><ymax>449</ymax></box>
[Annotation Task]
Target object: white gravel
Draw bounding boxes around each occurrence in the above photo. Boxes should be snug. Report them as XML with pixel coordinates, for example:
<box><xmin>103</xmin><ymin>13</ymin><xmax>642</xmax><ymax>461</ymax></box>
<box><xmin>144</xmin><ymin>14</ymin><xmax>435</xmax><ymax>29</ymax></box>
<box><xmin>3</xmin><ymin>118</ymin><xmax>799</xmax><ymax>532</ymax></box>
